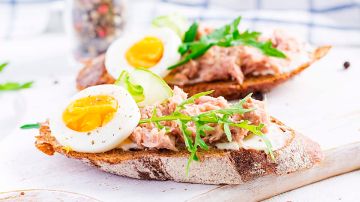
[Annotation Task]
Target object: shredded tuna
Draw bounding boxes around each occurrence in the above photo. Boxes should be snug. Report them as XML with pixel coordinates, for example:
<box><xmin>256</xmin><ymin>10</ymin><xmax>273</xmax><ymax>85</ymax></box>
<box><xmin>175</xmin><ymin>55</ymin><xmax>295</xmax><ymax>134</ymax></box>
<box><xmin>232</xmin><ymin>98</ymin><xmax>271</xmax><ymax>133</ymax></box>
<box><xmin>129</xmin><ymin>87</ymin><xmax>270</xmax><ymax>151</ymax></box>
<box><xmin>131</xmin><ymin>127</ymin><xmax>177</xmax><ymax>151</ymax></box>
<box><xmin>171</xmin><ymin>29</ymin><xmax>307</xmax><ymax>85</ymax></box>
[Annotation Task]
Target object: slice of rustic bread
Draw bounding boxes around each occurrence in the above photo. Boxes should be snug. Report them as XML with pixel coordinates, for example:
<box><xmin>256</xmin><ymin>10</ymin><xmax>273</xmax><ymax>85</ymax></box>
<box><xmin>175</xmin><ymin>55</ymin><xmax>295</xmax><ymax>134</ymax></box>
<box><xmin>76</xmin><ymin>46</ymin><xmax>330</xmax><ymax>100</ymax></box>
<box><xmin>165</xmin><ymin>46</ymin><xmax>331</xmax><ymax>100</ymax></box>
<box><xmin>35</xmin><ymin>118</ymin><xmax>322</xmax><ymax>185</ymax></box>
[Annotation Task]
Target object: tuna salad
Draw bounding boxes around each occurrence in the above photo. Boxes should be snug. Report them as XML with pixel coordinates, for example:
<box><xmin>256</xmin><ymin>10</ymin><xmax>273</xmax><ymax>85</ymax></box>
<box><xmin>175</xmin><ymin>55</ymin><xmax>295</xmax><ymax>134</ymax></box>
<box><xmin>120</xmin><ymin>87</ymin><xmax>274</xmax><ymax>151</ymax></box>
<box><xmin>169</xmin><ymin>29</ymin><xmax>310</xmax><ymax>85</ymax></box>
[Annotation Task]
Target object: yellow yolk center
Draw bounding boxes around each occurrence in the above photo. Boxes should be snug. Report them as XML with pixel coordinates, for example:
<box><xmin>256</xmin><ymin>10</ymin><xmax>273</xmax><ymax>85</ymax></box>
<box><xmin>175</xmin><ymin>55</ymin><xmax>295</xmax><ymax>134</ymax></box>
<box><xmin>125</xmin><ymin>36</ymin><xmax>164</xmax><ymax>68</ymax></box>
<box><xmin>62</xmin><ymin>95</ymin><xmax>118</xmax><ymax>132</ymax></box>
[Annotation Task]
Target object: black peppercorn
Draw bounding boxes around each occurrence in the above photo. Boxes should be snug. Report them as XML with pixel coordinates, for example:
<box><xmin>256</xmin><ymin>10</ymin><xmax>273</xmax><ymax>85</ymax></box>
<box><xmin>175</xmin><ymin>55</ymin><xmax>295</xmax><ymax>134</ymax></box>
<box><xmin>343</xmin><ymin>61</ymin><xmax>350</xmax><ymax>69</ymax></box>
<box><xmin>251</xmin><ymin>91</ymin><xmax>265</xmax><ymax>101</ymax></box>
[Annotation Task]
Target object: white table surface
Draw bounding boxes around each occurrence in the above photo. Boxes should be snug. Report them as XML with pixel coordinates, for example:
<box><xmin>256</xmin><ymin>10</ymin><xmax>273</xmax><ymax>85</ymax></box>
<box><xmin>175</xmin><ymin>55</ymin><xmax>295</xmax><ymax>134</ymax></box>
<box><xmin>0</xmin><ymin>34</ymin><xmax>359</xmax><ymax>202</ymax></box>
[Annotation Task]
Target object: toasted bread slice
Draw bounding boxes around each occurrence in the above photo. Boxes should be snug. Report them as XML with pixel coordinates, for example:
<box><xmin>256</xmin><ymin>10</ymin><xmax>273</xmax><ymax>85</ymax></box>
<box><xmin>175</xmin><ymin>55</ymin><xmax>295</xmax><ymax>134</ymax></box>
<box><xmin>35</xmin><ymin>118</ymin><xmax>322</xmax><ymax>185</ymax></box>
<box><xmin>165</xmin><ymin>46</ymin><xmax>331</xmax><ymax>99</ymax></box>
<box><xmin>76</xmin><ymin>55</ymin><xmax>115</xmax><ymax>90</ymax></box>
<box><xmin>76</xmin><ymin>46</ymin><xmax>330</xmax><ymax>100</ymax></box>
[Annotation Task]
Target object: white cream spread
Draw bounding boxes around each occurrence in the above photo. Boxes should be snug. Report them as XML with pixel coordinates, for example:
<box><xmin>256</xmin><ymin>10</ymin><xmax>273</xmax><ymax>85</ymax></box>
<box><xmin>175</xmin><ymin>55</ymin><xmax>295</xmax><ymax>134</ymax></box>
<box><xmin>215</xmin><ymin>123</ymin><xmax>291</xmax><ymax>151</ymax></box>
<box><xmin>241</xmin><ymin>124</ymin><xmax>291</xmax><ymax>151</ymax></box>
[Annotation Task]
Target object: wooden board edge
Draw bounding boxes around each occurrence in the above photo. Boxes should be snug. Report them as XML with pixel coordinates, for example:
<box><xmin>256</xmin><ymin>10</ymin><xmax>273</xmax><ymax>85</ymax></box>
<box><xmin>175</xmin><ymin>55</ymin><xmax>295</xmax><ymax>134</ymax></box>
<box><xmin>189</xmin><ymin>141</ymin><xmax>360</xmax><ymax>202</ymax></box>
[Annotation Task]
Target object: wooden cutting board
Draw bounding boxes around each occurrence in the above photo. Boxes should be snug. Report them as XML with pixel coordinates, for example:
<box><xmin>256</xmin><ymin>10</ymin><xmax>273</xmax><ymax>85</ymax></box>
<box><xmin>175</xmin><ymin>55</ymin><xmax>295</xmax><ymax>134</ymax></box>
<box><xmin>191</xmin><ymin>142</ymin><xmax>360</xmax><ymax>201</ymax></box>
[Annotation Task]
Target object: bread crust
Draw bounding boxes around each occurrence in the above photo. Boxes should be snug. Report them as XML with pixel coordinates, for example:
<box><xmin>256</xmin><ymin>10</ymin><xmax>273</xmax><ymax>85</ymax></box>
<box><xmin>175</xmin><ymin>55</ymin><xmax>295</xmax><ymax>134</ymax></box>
<box><xmin>165</xmin><ymin>46</ymin><xmax>331</xmax><ymax>99</ymax></box>
<box><xmin>35</xmin><ymin>118</ymin><xmax>322</xmax><ymax>185</ymax></box>
<box><xmin>76</xmin><ymin>55</ymin><xmax>115</xmax><ymax>90</ymax></box>
<box><xmin>76</xmin><ymin>46</ymin><xmax>330</xmax><ymax>100</ymax></box>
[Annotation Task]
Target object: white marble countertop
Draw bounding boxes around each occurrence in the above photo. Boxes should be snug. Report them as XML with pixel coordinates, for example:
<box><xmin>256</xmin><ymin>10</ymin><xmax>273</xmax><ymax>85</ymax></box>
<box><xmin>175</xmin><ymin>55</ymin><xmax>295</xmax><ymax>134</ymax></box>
<box><xmin>0</xmin><ymin>34</ymin><xmax>359</xmax><ymax>201</ymax></box>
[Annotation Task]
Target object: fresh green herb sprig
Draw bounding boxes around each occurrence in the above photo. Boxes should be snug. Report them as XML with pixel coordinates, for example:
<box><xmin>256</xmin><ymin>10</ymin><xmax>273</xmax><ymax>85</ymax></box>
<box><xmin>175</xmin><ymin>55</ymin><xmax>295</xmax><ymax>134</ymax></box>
<box><xmin>0</xmin><ymin>81</ymin><xmax>33</xmax><ymax>91</ymax></box>
<box><xmin>168</xmin><ymin>17</ymin><xmax>286</xmax><ymax>70</ymax></box>
<box><xmin>183</xmin><ymin>22</ymin><xmax>198</xmax><ymax>43</ymax></box>
<box><xmin>0</xmin><ymin>62</ymin><xmax>34</xmax><ymax>91</ymax></box>
<box><xmin>20</xmin><ymin>123</ymin><xmax>40</xmax><ymax>129</ymax></box>
<box><xmin>139</xmin><ymin>92</ymin><xmax>274</xmax><ymax>174</ymax></box>
<box><xmin>0</xmin><ymin>62</ymin><xmax>8</xmax><ymax>72</ymax></box>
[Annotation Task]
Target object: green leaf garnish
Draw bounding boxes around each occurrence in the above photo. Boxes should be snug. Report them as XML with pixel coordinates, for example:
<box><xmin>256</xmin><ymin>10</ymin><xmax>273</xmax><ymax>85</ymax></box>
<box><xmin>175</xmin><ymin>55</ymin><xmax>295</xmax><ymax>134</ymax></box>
<box><xmin>20</xmin><ymin>123</ymin><xmax>40</xmax><ymax>129</ymax></box>
<box><xmin>0</xmin><ymin>81</ymin><xmax>33</xmax><ymax>91</ymax></box>
<box><xmin>258</xmin><ymin>131</ymin><xmax>275</xmax><ymax>160</ymax></box>
<box><xmin>0</xmin><ymin>62</ymin><xmax>8</xmax><ymax>72</ymax></box>
<box><xmin>168</xmin><ymin>16</ymin><xmax>286</xmax><ymax>70</ymax></box>
<box><xmin>176</xmin><ymin>90</ymin><xmax>213</xmax><ymax>111</ymax></box>
<box><xmin>115</xmin><ymin>70</ymin><xmax>145</xmax><ymax>103</ymax></box>
<box><xmin>223</xmin><ymin>122</ymin><xmax>232</xmax><ymax>142</ymax></box>
<box><xmin>183</xmin><ymin>22</ymin><xmax>198</xmax><ymax>43</ymax></box>
<box><xmin>0</xmin><ymin>62</ymin><xmax>34</xmax><ymax>91</ymax></box>
<box><xmin>139</xmin><ymin>93</ymin><xmax>274</xmax><ymax>174</ymax></box>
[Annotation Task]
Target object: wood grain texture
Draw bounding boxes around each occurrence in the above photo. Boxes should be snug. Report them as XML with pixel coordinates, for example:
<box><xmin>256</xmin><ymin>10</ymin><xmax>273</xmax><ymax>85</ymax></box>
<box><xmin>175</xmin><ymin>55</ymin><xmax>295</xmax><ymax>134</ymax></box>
<box><xmin>190</xmin><ymin>142</ymin><xmax>360</xmax><ymax>202</ymax></box>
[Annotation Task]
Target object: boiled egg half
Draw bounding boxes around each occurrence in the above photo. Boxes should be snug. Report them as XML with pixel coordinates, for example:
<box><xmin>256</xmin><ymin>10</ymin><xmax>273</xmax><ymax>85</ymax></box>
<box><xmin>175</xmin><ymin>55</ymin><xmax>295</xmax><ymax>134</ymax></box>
<box><xmin>105</xmin><ymin>27</ymin><xmax>181</xmax><ymax>78</ymax></box>
<box><xmin>50</xmin><ymin>84</ymin><xmax>140</xmax><ymax>153</ymax></box>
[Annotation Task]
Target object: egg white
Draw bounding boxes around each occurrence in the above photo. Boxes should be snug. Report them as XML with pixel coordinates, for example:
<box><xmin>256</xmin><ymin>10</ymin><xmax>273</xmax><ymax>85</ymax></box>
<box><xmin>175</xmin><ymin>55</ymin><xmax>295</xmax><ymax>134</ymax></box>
<box><xmin>105</xmin><ymin>27</ymin><xmax>181</xmax><ymax>78</ymax></box>
<box><xmin>50</xmin><ymin>84</ymin><xmax>140</xmax><ymax>153</ymax></box>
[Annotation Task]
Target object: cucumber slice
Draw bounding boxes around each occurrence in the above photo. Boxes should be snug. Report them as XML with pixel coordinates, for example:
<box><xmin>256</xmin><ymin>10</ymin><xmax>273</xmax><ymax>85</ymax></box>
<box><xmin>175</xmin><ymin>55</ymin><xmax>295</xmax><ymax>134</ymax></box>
<box><xmin>116</xmin><ymin>69</ymin><xmax>173</xmax><ymax>107</ymax></box>
<box><xmin>152</xmin><ymin>14</ymin><xmax>188</xmax><ymax>40</ymax></box>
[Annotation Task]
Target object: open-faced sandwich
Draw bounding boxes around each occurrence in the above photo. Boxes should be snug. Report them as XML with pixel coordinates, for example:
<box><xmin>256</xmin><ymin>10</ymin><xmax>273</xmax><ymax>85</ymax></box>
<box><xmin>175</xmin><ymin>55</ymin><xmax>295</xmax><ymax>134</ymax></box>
<box><xmin>30</xmin><ymin>69</ymin><xmax>322</xmax><ymax>184</ymax></box>
<box><xmin>76</xmin><ymin>15</ymin><xmax>330</xmax><ymax>100</ymax></box>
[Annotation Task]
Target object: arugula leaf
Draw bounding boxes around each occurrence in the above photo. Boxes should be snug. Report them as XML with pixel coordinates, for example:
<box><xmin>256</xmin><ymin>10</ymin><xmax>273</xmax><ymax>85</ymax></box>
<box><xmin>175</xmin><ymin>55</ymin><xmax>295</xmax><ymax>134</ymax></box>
<box><xmin>176</xmin><ymin>90</ymin><xmax>213</xmax><ymax>111</ymax></box>
<box><xmin>115</xmin><ymin>71</ymin><xmax>145</xmax><ymax>103</ymax></box>
<box><xmin>206</xmin><ymin>16</ymin><xmax>241</xmax><ymax>41</ymax></box>
<box><xmin>140</xmin><ymin>92</ymin><xmax>274</xmax><ymax>174</ymax></box>
<box><xmin>256</xmin><ymin>41</ymin><xmax>287</xmax><ymax>58</ymax></box>
<box><xmin>0</xmin><ymin>62</ymin><xmax>34</xmax><ymax>91</ymax></box>
<box><xmin>0</xmin><ymin>81</ymin><xmax>33</xmax><ymax>91</ymax></box>
<box><xmin>178</xmin><ymin>22</ymin><xmax>200</xmax><ymax>55</ymax></box>
<box><xmin>234</xmin><ymin>30</ymin><xmax>261</xmax><ymax>42</ymax></box>
<box><xmin>223</xmin><ymin>123</ymin><xmax>232</xmax><ymax>142</ymax></box>
<box><xmin>195</xmin><ymin>122</ymin><xmax>209</xmax><ymax>150</ymax></box>
<box><xmin>258</xmin><ymin>132</ymin><xmax>275</xmax><ymax>160</ymax></box>
<box><xmin>20</xmin><ymin>123</ymin><xmax>40</xmax><ymax>129</ymax></box>
<box><xmin>178</xmin><ymin>120</ymin><xmax>194</xmax><ymax>152</ymax></box>
<box><xmin>169</xmin><ymin>41</ymin><xmax>213</xmax><ymax>69</ymax></box>
<box><xmin>0</xmin><ymin>62</ymin><xmax>8</xmax><ymax>72</ymax></box>
<box><xmin>183</xmin><ymin>22</ymin><xmax>198</xmax><ymax>43</ymax></box>
<box><xmin>150</xmin><ymin>108</ymin><xmax>171</xmax><ymax>132</ymax></box>
<box><xmin>229</xmin><ymin>121</ymin><xmax>274</xmax><ymax>160</ymax></box>
<box><xmin>168</xmin><ymin>16</ymin><xmax>286</xmax><ymax>69</ymax></box>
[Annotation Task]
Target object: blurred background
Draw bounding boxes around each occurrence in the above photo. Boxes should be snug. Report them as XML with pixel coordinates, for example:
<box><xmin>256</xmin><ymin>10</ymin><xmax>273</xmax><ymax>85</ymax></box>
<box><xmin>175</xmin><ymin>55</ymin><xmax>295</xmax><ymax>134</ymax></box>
<box><xmin>0</xmin><ymin>0</ymin><xmax>359</xmax><ymax>138</ymax></box>
<box><xmin>1</xmin><ymin>0</ymin><xmax>359</xmax><ymax>44</ymax></box>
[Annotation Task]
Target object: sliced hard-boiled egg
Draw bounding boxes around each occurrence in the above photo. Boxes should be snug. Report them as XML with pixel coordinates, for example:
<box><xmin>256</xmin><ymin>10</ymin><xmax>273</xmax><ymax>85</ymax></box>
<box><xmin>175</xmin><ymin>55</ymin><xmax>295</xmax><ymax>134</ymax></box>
<box><xmin>50</xmin><ymin>84</ymin><xmax>140</xmax><ymax>153</ymax></box>
<box><xmin>105</xmin><ymin>27</ymin><xmax>181</xmax><ymax>78</ymax></box>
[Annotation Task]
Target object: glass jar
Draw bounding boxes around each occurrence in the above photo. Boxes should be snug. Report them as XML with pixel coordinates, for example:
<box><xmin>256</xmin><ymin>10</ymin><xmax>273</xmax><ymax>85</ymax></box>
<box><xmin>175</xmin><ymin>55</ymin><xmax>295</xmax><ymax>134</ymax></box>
<box><xmin>66</xmin><ymin>0</ymin><xmax>126</xmax><ymax>61</ymax></box>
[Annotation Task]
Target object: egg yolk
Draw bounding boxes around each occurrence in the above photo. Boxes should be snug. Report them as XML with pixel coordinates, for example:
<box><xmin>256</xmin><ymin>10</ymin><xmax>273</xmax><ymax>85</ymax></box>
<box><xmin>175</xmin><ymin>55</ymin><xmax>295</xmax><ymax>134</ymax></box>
<box><xmin>62</xmin><ymin>95</ymin><xmax>118</xmax><ymax>132</ymax></box>
<box><xmin>125</xmin><ymin>36</ymin><xmax>164</xmax><ymax>68</ymax></box>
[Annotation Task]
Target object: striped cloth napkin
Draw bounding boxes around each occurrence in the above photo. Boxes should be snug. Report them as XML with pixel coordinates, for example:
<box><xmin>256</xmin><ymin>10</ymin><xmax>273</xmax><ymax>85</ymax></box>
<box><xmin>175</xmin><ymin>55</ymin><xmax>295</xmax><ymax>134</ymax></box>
<box><xmin>129</xmin><ymin>0</ymin><xmax>360</xmax><ymax>46</ymax></box>
<box><xmin>1</xmin><ymin>0</ymin><xmax>359</xmax><ymax>46</ymax></box>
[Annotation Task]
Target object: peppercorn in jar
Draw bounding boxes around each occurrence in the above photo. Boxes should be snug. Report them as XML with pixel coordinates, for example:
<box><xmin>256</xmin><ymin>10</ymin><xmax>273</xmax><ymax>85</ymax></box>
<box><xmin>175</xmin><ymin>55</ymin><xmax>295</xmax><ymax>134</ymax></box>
<box><xmin>67</xmin><ymin>0</ymin><xmax>126</xmax><ymax>61</ymax></box>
